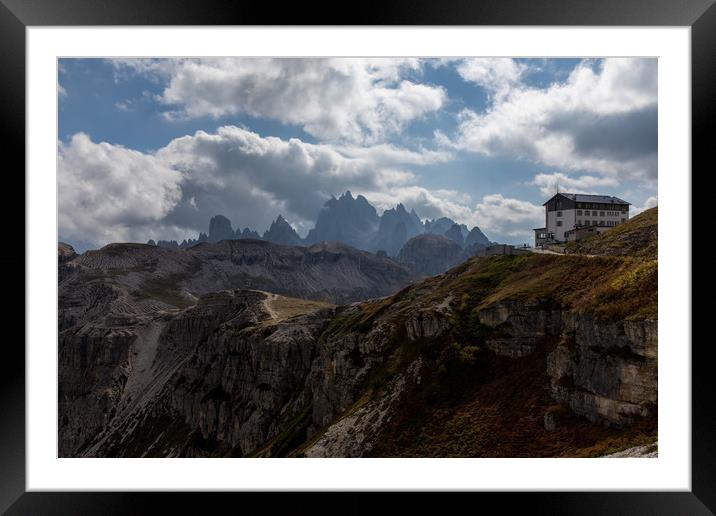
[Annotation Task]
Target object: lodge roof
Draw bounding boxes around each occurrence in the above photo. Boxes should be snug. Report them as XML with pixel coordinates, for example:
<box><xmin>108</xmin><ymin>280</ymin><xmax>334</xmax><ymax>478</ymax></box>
<box><xmin>543</xmin><ymin>193</ymin><xmax>630</xmax><ymax>206</ymax></box>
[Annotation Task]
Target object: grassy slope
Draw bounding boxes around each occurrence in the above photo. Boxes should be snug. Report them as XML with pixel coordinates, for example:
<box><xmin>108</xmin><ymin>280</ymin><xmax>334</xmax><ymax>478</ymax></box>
<box><xmin>565</xmin><ymin>206</ymin><xmax>658</xmax><ymax>259</ymax></box>
<box><xmin>267</xmin><ymin>295</ymin><xmax>333</xmax><ymax>321</ymax></box>
<box><xmin>396</xmin><ymin>252</ymin><xmax>657</xmax><ymax>322</ymax></box>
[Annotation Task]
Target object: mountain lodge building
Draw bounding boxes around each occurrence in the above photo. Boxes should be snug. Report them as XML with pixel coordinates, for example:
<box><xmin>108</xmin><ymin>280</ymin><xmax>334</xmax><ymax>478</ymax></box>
<box><xmin>533</xmin><ymin>193</ymin><xmax>630</xmax><ymax>246</ymax></box>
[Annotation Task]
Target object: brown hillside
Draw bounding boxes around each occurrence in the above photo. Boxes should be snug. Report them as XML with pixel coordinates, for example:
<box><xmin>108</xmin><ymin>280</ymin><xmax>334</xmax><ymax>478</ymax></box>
<box><xmin>565</xmin><ymin>206</ymin><xmax>657</xmax><ymax>259</ymax></box>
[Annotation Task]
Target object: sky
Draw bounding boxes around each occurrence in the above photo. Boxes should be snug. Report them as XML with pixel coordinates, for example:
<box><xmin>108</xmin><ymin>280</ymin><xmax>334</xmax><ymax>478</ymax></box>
<box><xmin>58</xmin><ymin>57</ymin><xmax>658</xmax><ymax>251</ymax></box>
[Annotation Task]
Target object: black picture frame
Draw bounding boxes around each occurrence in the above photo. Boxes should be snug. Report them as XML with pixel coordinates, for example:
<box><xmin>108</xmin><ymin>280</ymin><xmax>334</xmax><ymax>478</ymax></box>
<box><xmin>2</xmin><ymin>1</ymin><xmax>710</xmax><ymax>513</ymax></box>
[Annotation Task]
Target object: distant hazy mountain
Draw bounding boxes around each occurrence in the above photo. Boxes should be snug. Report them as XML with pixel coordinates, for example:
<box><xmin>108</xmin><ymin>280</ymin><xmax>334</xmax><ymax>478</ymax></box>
<box><xmin>425</xmin><ymin>217</ymin><xmax>468</xmax><ymax>239</ymax></box>
<box><xmin>465</xmin><ymin>226</ymin><xmax>491</xmax><ymax>248</ymax></box>
<box><xmin>444</xmin><ymin>223</ymin><xmax>465</xmax><ymax>247</ymax></box>
<box><xmin>397</xmin><ymin>233</ymin><xmax>463</xmax><ymax>276</ymax></box>
<box><xmin>372</xmin><ymin>203</ymin><xmax>424</xmax><ymax>256</ymax></box>
<box><xmin>263</xmin><ymin>215</ymin><xmax>303</xmax><ymax>246</ymax></box>
<box><xmin>304</xmin><ymin>191</ymin><xmax>380</xmax><ymax>250</ymax></box>
<box><xmin>236</xmin><ymin>227</ymin><xmax>260</xmax><ymax>239</ymax></box>
<box><xmin>208</xmin><ymin>215</ymin><xmax>235</xmax><ymax>243</ymax></box>
<box><xmin>149</xmin><ymin>191</ymin><xmax>493</xmax><ymax>258</ymax></box>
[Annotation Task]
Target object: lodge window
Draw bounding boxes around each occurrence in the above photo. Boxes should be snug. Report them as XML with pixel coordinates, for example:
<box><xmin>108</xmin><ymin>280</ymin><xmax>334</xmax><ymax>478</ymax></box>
<box><xmin>600</xmin><ymin>211</ymin><xmax>605</xmax><ymax>217</ymax></box>
<box><xmin>576</xmin><ymin>210</ymin><xmax>582</xmax><ymax>215</ymax></box>
<box><xmin>556</xmin><ymin>221</ymin><xmax>562</xmax><ymax>227</ymax></box>
<box><xmin>557</xmin><ymin>211</ymin><xmax>562</xmax><ymax>217</ymax></box>
<box><xmin>592</xmin><ymin>211</ymin><xmax>597</xmax><ymax>216</ymax></box>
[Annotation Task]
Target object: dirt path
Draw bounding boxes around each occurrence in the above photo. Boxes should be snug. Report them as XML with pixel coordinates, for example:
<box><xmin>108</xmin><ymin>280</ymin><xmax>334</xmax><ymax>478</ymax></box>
<box><xmin>530</xmin><ymin>248</ymin><xmax>600</xmax><ymax>258</ymax></box>
<box><xmin>260</xmin><ymin>291</ymin><xmax>279</xmax><ymax>320</ymax></box>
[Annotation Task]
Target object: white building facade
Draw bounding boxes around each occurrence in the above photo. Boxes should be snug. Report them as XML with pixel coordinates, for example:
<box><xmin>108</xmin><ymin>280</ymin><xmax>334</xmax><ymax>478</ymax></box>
<box><xmin>535</xmin><ymin>193</ymin><xmax>630</xmax><ymax>244</ymax></box>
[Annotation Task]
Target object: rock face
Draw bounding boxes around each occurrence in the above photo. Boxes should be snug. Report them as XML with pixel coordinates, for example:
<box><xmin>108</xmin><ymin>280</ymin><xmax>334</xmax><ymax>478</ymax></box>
<box><xmin>58</xmin><ymin>242</ymin><xmax>77</xmax><ymax>263</ymax></box>
<box><xmin>477</xmin><ymin>300</ymin><xmax>657</xmax><ymax>426</ymax></box>
<box><xmin>602</xmin><ymin>442</ymin><xmax>658</xmax><ymax>457</ymax></box>
<box><xmin>546</xmin><ymin>316</ymin><xmax>657</xmax><ymax>426</ymax></box>
<box><xmin>397</xmin><ymin>234</ymin><xmax>462</xmax><ymax>276</ymax></box>
<box><xmin>262</xmin><ymin>215</ymin><xmax>303</xmax><ymax>246</ymax></box>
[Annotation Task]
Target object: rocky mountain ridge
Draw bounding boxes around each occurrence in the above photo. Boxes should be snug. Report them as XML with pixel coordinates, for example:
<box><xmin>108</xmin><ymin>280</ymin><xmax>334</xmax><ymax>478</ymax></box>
<box><xmin>147</xmin><ymin>191</ymin><xmax>492</xmax><ymax>258</ymax></box>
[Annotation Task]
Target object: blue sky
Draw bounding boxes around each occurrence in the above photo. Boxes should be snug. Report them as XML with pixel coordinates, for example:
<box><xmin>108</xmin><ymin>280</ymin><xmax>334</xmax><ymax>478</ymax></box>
<box><xmin>58</xmin><ymin>57</ymin><xmax>657</xmax><ymax>250</ymax></box>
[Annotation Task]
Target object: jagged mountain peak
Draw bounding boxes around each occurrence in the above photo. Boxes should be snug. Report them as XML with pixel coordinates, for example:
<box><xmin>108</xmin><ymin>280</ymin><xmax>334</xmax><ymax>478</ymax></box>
<box><xmin>465</xmin><ymin>226</ymin><xmax>490</xmax><ymax>248</ymax></box>
<box><xmin>264</xmin><ymin>215</ymin><xmax>303</xmax><ymax>246</ymax></box>
<box><xmin>152</xmin><ymin>197</ymin><xmax>491</xmax><ymax>257</ymax></box>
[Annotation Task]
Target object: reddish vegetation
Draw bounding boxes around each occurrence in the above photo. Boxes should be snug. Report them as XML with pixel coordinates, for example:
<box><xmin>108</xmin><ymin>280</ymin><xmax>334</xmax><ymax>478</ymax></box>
<box><xmin>369</xmin><ymin>337</ymin><xmax>656</xmax><ymax>458</ymax></box>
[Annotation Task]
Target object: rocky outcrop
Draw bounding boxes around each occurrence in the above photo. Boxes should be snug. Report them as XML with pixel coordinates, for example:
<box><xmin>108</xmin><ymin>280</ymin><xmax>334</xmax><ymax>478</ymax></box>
<box><xmin>58</xmin><ymin>242</ymin><xmax>77</xmax><ymax>263</ymax></box>
<box><xmin>405</xmin><ymin>310</ymin><xmax>451</xmax><ymax>340</ymax></box>
<box><xmin>476</xmin><ymin>299</ymin><xmax>657</xmax><ymax>426</ymax></box>
<box><xmin>547</xmin><ymin>316</ymin><xmax>657</xmax><ymax>426</ymax></box>
<box><xmin>602</xmin><ymin>442</ymin><xmax>658</xmax><ymax>457</ymax></box>
<box><xmin>58</xmin><ymin>242</ymin><xmax>79</xmax><ymax>282</ymax></box>
<box><xmin>305</xmin><ymin>358</ymin><xmax>423</xmax><ymax>458</ymax></box>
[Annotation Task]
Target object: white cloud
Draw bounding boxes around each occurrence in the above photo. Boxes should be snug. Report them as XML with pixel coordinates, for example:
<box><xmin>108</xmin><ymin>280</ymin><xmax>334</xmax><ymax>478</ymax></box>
<box><xmin>59</xmin><ymin>128</ymin><xmax>455</xmax><ymax>247</ymax></box>
<box><xmin>362</xmin><ymin>186</ymin><xmax>475</xmax><ymax>223</ymax></box>
<box><xmin>472</xmin><ymin>194</ymin><xmax>544</xmax><ymax>243</ymax></box>
<box><xmin>112</xmin><ymin>58</ymin><xmax>446</xmax><ymax>144</ymax></box>
<box><xmin>58</xmin><ymin>130</ymin><xmax>565</xmax><ymax>247</ymax></box>
<box><xmin>58</xmin><ymin>133</ymin><xmax>184</xmax><ymax>245</ymax></box>
<box><xmin>155</xmin><ymin>126</ymin><xmax>424</xmax><ymax>230</ymax></box>
<box><xmin>452</xmin><ymin>58</ymin><xmax>658</xmax><ymax>181</ymax></box>
<box><xmin>632</xmin><ymin>195</ymin><xmax>658</xmax><ymax>216</ymax></box>
<box><xmin>532</xmin><ymin>172</ymin><xmax>619</xmax><ymax>197</ymax></box>
<box><xmin>455</xmin><ymin>58</ymin><xmax>527</xmax><ymax>100</ymax></box>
